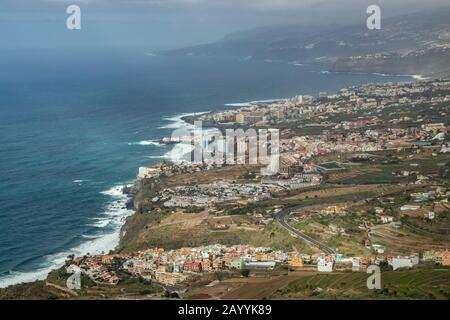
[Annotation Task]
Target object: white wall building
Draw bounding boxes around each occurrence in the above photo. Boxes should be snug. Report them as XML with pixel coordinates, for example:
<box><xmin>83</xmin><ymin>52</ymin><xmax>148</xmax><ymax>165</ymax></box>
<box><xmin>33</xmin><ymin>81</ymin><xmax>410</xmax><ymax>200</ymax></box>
<box><xmin>352</xmin><ymin>258</ymin><xmax>361</xmax><ymax>271</ymax></box>
<box><xmin>317</xmin><ymin>256</ymin><xmax>334</xmax><ymax>272</ymax></box>
<box><xmin>389</xmin><ymin>255</ymin><xmax>419</xmax><ymax>270</ymax></box>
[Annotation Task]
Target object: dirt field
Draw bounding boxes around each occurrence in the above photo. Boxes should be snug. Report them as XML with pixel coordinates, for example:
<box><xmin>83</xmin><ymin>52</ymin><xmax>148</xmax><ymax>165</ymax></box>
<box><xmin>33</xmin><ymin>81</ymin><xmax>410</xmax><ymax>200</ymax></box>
<box><xmin>284</xmin><ymin>184</ymin><xmax>403</xmax><ymax>202</ymax></box>
<box><xmin>369</xmin><ymin>224</ymin><xmax>450</xmax><ymax>254</ymax></box>
<box><xmin>185</xmin><ymin>271</ymin><xmax>318</xmax><ymax>300</ymax></box>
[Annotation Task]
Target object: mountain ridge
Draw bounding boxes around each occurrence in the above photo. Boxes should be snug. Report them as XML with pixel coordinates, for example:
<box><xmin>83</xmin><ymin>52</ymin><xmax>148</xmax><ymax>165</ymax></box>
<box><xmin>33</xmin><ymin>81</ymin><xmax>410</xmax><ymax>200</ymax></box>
<box><xmin>162</xmin><ymin>9</ymin><xmax>450</xmax><ymax>77</ymax></box>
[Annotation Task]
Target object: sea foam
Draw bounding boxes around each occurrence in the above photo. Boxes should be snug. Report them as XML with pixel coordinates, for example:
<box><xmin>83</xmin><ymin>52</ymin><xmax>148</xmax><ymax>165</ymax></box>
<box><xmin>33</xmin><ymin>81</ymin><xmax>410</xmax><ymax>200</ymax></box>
<box><xmin>158</xmin><ymin>113</ymin><xmax>197</xmax><ymax>129</ymax></box>
<box><xmin>0</xmin><ymin>185</ymin><xmax>134</xmax><ymax>288</ymax></box>
<box><xmin>128</xmin><ymin>140</ymin><xmax>163</xmax><ymax>146</ymax></box>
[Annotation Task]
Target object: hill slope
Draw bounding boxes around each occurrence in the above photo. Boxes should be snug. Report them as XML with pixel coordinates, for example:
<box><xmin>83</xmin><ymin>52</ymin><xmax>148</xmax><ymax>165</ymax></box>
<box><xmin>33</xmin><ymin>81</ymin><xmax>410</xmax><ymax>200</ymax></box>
<box><xmin>163</xmin><ymin>10</ymin><xmax>450</xmax><ymax>77</ymax></box>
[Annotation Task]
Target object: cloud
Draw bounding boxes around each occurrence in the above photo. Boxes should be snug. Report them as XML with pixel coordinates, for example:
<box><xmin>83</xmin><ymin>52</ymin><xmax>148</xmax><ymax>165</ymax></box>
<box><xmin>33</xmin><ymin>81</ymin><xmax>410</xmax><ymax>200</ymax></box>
<box><xmin>8</xmin><ymin>0</ymin><xmax>450</xmax><ymax>10</ymax></box>
<box><xmin>99</xmin><ymin>0</ymin><xmax>327</xmax><ymax>10</ymax></box>
<box><xmin>30</xmin><ymin>0</ymin><xmax>450</xmax><ymax>13</ymax></box>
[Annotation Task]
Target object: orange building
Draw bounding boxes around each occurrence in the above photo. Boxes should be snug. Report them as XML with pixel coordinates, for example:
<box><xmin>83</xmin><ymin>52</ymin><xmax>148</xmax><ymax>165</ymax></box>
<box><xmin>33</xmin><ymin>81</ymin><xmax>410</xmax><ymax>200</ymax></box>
<box><xmin>289</xmin><ymin>256</ymin><xmax>304</xmax><ymax>268</ymax></box>
<box><xmin>441</xmin><ymin>250</ymin><xmax>450</xmax><ymax>266</ymax></box>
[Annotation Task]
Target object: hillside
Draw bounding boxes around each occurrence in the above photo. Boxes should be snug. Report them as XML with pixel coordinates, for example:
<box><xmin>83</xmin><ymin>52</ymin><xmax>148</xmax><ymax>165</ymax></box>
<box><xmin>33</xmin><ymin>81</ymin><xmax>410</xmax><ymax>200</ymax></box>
<box><xmin>270</xmin><ymin>268</ymin><xmax>450</xmax><ymax>300</ymax></box>
<box><xmin>163</xmin><ymin>10</ymin><xmax>450</xmax><ymax>77</ymax></box>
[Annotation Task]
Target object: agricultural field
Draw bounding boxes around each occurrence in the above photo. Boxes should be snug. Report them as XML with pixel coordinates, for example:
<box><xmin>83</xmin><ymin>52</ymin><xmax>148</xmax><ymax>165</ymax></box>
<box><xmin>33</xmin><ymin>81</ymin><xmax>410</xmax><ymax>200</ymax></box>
<box><xmin>270</xmin><ymin>268</ymin><xmax>450</xmax><ymax>300</ymax></box>
<box><xmin>369</xmin><ymin>224</ymin><xmax>450</xmax><ymax>255</ymax></box>
<box><xmin>327</xmin><ymin>150</ymin><xmax>448</xmax><ymax>185</ymax></box>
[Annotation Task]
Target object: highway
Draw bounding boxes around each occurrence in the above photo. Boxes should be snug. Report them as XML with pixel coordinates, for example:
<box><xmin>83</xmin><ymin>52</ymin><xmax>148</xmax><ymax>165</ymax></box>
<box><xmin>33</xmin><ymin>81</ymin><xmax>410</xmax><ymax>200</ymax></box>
<box><xmin>274</xmin><ymin>206</ymin><xmax>336</xmax><ymax>255</ymax></box>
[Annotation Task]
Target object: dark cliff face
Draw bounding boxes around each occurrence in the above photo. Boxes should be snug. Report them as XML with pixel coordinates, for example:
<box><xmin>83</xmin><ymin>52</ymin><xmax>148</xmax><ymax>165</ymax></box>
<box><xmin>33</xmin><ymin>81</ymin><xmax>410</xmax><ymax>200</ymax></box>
<box><xmin>118</xmin><ymin>177</ymin><xmax>161</xmax><ymax>251</ymax></box>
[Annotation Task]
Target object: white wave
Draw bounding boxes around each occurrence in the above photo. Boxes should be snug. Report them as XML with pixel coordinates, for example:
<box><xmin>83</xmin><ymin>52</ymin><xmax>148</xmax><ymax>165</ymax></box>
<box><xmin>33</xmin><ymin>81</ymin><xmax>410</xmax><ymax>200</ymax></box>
<box><xmin>371</xmin><ymin>72</ymin><xmax>427</xmax><ymax>79</ymax></box>
<box><xmin>158</xmin><ymin>112</ymin><xmax>211</xmax><ymax>163</ymax></box>
<box><xmin>319</xmin><ymin>70</ymin><xmax>422</xmax><ymax>80</ymax></box>
<box><xmin>0</xmin><ymin>268</ymin><xmax>56</xmax><ymax>289</ymax></box>
<box><xmin>0</xmin><ymin>184</ymin><xmax>134</xmax><ymax>288</ymax></box>
<box><xmin>101</xmin><ymin>185</ymin><xmax>123</xmax><ymax>197</ymax></box>
<box><xmin>81</xmin><ymin>234</ymin><xmax>102</xmax><ymax>239</ymax></box>
<box><xmin>224</xmin><ymin>102</ymin><xmax>253</xmax><ymax>107</ymax></box>
<box><xmin>128</xmin><ymin>140</ymin><xmax>163</xmax><ymax>146</ymax></box>
<box><xmin>165</xmin><ymin>142</ymin><xmax>195</xmax><ymax>163</ymax></box>
<box><xmin>288</xmin><ymin>62</ymin><xmax>304</xmax><ymax>67</ymax></box>
<box><xmin>0</xmin><ymin>232</ymin><xmax>121</xmax><ymax>288</ymax></box>
<box><xmin>144</xmin><ymin>52</ymin><xmax>157</xmax><ymax>57</ymax></box>
<box><xmin>316</xmin><ymin>70</ymin><xmax>362</xmax><ymax>76</ymax></box>
<box><xmin>158</xmin><ymin>112</ymin><xmax>207</xmax><ymax>129</ymax></box>
<box><xmin>412</xmin><ymin>74</ymin><xmax>429</xmax><ymax>80</ymax></box>
<box><xmin>73</xmin><ymin>180</ymin><xmax>85</xmax><ymax>183</ymax></box>
<box><xmin>224</xmin><ymin>98</ymin><xmax>284</xmax><ymax>107</ymax></box>
<box><xmin>100</xmin><ymin>184</ymin><xmax>131</xmax><ymax>197</ymax></box>
<box><xmin>87</xmin><ymin>218</ymin><xmax>111</xmax><ymax>228</ymax></box>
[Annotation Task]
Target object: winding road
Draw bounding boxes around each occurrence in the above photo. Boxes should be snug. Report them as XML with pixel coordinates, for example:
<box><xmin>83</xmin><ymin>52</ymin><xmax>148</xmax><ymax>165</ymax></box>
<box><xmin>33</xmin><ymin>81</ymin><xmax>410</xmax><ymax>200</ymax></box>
<box><xmin>274</xmin><ymin>206</ymin><xmax>336</xmax><ymax>255</ymax></box>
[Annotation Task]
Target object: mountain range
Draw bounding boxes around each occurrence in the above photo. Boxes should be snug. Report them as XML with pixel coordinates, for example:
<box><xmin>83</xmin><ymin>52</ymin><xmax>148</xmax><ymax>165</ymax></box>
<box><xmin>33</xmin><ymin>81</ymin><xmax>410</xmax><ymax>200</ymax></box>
<box><xmin>163</xmin><ymin>9</ymin><xmax>450</xmax><ymax>77</ymax></box>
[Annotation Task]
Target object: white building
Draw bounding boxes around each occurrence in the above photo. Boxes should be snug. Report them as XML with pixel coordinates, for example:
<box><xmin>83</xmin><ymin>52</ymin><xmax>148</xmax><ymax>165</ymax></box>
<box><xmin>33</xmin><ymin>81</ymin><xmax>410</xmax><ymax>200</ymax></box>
<box><xmin>352</xmin><ymin>258</ymin><xmax>361</xmax><ymax>272</ymax></box>
<box><xmin>380</xmin><ymin>215</ymin><xmax>394</xmax><ymax>224</ymax></box>
<box><xmin>389</xmin><ymin>255</ymin><xmax>419</xmax><ymax>271</ymax></box>
<box><xmin>317</xmin><ymin>256</ymin><xmax>334</xmax><ymax>272</ymax></box>
<box><xmin>372</xmin><ymin>244</ymin><xmax>385</xmax><ymax>254</ymax></box>
<box><xmin>400</xmin><ymin>205</ymin><xmax>421</xmax><ymax>211</ymax></box>
<box><xmin>375</xmin><ymin>207</ymin><xmax>384</xmax><ymax>214</ymax></box>
<box><xmin>243</xmin><ymin>261</ymin><xmax>276</xmax><ymax>270</ymax></box>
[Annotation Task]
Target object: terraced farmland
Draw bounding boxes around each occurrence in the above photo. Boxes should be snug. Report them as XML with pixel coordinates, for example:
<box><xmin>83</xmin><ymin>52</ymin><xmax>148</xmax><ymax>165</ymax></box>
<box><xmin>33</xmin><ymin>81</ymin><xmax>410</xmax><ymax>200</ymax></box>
<box><xmin>270</xmin><ymin>269</ymin><xmax>450</xmax><ymax>300</ymax></box>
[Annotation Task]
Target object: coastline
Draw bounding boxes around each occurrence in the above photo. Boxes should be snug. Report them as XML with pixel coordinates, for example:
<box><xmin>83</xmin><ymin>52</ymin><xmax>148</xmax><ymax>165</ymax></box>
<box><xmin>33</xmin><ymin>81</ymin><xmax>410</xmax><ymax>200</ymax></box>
<box><xmin>320</xmin><ymin>70</ymin><xmax>429</xmax><ymax>80</ymax></box>
<box><xmin>0</xmin><ymin>185</ymin><xmax>135</xmax><ymax>289</ymax></box>
<box><xmin>117</xmin><ymin>72</ymin><xmax>426</xmax><ymax>248</ymax></box>
<box><xmin>0</xmin><ymin>74</ymin><xmax>425</xmax><ymax>289</ymax></box>
<box><xmin>0</xmin><ymin>113</ymin><xmax>198</xmax><ymax>289</ymax></box>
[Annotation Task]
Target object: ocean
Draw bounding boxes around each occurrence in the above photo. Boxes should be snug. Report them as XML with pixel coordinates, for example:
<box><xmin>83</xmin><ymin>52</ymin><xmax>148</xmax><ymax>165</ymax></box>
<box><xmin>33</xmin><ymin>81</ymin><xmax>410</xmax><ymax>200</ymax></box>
<box><xmin>0</xmin><ymin>48</ymin><xmax>413</xmax><ymax>287</ymax></box>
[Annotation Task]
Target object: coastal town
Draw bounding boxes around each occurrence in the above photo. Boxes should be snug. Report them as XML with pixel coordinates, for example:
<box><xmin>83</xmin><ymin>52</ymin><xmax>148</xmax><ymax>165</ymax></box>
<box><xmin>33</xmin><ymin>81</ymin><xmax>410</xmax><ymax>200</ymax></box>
<box><xmin>2</xmin><ymin>78</ymin><xmax>449</xmax><ymax>300</ymax></box>
<box><xmin>57</xmin><ymin>78</ymin><xmax>450</xmax><ymax>295</ymax></box>
<box><xmin>65</xmin><ymin>244</ymin><xmax>450</xmax><ymax>287</ymax></box>
<box><xmin>136</xmin><ymin>79</ymin><xmax>449</xmax><ymax>216</ymax></box>
<box><xmin>2</xmin><ymin>0</ymin><xmax>450</xmax><ymax>308</ymax></box>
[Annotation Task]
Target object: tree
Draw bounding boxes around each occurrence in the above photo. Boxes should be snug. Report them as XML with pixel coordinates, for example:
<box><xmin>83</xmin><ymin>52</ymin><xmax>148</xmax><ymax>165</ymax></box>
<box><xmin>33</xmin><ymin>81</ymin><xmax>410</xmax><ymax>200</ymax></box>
<box><xmin>240</xmin><ymin>269</ymin><xmax>250</xmax><ymax>277</ymax></box>
<box><xmin>378</xmin><ymin>260</ymin><xmax>392</xmax><ymax>272</ymax></box>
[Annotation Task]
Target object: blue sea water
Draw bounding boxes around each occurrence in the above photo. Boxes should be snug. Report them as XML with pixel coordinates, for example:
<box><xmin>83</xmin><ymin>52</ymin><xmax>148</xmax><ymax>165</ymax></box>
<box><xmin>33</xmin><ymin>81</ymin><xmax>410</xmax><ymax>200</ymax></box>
<box><xmin>0</xmin><ymin>48</ymin><xmax>412</xmax><ymax>287</ymax></box>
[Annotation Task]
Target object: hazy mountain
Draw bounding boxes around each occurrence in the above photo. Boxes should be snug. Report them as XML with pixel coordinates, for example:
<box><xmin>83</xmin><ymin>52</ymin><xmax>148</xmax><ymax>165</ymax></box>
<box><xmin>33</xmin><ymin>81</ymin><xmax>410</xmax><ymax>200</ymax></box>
<box><xmin>163</xmin><ymin>9</ymin><xmax>450</xmax><ymax>77</ymax></box>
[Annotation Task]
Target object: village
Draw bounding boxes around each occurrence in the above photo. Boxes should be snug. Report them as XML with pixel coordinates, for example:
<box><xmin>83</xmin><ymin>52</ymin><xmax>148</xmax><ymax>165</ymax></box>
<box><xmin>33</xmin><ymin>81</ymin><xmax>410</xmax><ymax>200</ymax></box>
<box><xmin>138</xmin><ymin>80</ymin><xmax>450</xmax><ymax>188</ymax></box>
<box><xmin>64</xmin><ymin>244</ymin><xmax>450</xmax><ymax>288</ymax></box>
<box><xmin>194</xmin><ymin>79</ymin><xmax>450</xmax><ymax>128</ymax></box>
<box><xmin>52</xmin><ymin>79</ymin><xmax>450</xmax><ymax>296</ymax></box>
<box><xmin>156</xmin><ymin>181</ymin><xmax>284</xmax><ymax>208</ymax></box>
<box><xmin>1</xmin><ymin>78</ymin><xmax>448</xmax><ymax>300</ymax></box>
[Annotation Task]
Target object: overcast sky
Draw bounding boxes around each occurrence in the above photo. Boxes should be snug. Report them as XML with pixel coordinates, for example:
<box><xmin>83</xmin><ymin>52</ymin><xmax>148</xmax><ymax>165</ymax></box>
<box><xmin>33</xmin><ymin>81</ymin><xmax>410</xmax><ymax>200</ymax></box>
<box><xmin>1</xmin><ymin>0</ymin><xmax>450</xmax><ymax>50</ymax></box>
